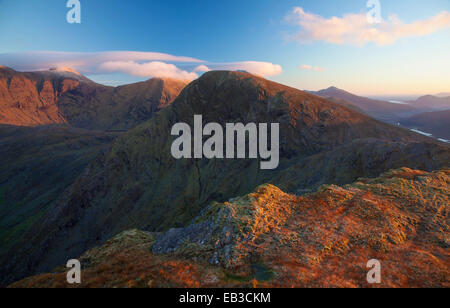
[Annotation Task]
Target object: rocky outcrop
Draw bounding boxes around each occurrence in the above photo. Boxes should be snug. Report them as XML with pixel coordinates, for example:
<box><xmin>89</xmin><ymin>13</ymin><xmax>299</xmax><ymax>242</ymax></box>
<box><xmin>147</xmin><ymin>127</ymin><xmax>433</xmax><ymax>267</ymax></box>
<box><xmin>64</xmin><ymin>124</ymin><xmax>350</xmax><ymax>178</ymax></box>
<box><xmin>10</xmin><ymin>168</ymin><xmax>450</xmax><ymax>288</ymax></box>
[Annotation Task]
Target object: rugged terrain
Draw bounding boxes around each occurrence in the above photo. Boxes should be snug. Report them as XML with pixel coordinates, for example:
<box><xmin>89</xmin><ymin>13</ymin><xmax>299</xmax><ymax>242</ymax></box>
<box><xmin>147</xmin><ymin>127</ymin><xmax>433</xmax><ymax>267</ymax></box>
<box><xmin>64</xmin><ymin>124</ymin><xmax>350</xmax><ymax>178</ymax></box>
<box><xmin>0</xmin><ymin>68</ymin><xmax>188</xmax><ymax>285</ymax></box>
<box><xmin>0</xmin><ymin>125</ymin><xmax>120</xmax><ymax>284</ymax></box>
<box><xmin>10</xmin><ymin>168</ymin><xmax>449</xmax><ymax>288</ymax></box>
<box><xmin>3</xmin><ymin>71</ymin><xmax>449</xmax><ymax>286</ymax></box>
<box><xmin>0</xmin><ymin>66</ymin><xmax>188</xmax><ymax>130</ymax></box>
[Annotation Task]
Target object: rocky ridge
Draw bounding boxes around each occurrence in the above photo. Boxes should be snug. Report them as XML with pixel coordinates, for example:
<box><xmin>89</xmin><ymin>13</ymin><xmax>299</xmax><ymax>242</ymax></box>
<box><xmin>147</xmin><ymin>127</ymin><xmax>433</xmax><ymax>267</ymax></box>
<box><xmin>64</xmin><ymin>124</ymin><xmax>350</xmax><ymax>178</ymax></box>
<box><xmin>10</xmin><ymin>168</ymin><xmax>449</xmax><ymax>288</ymax></box>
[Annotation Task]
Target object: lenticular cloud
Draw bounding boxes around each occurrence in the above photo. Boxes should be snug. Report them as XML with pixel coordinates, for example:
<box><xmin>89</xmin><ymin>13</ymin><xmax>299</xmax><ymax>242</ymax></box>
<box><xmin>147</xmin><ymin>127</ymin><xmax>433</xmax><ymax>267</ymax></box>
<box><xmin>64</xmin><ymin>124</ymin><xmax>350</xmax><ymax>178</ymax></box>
<box><xmin>0</xmin><ymin>51</ymin><xmax>283</xmax><ymax>80</ymax></box>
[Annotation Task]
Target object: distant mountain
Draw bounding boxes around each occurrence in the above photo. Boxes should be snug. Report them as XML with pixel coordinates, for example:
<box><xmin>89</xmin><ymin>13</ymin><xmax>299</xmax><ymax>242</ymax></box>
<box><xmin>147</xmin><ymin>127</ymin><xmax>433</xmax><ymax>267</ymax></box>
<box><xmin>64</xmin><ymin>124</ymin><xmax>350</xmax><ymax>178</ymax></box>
<box><xmin>0</xmin><ymin>66</ymin><xmax>189</xmax><ymax>130</ymax></box>
<box><xmin>401</xmin><ymin>109</ymin><xmax>450</xmax><ymax>140</ymax></box>
<box><xmin>317</xmin><ymin>96</ymin><xmax>367</xmax><ymax>115</ymax></box>
<box><xmin>3</xmin><ymin>71</ymin><xmax>448</xmax><ymax>286</ymax></box>
<box><xmin>308</xmin><ymin>86</ymin><xmax>416</xmax><ymax>122</ymax></box>
<box><xmin>0</xmin><ymin>66</ymin><xmax>89</xmax><ymax>126</ymax></box>
<box><xmin>10</xmin><ymin>168</ymin><xmax>450</xmax><ymax>288</ymax></box>
<box><xmin>436</xmin><ymin>92</ymin><xmax>450</xmax><ymax>98</ymax></box>
<box><xmin>407</xmin><ymin>95</ymin><xmax>450</xmax><ymax>111</ymax></box>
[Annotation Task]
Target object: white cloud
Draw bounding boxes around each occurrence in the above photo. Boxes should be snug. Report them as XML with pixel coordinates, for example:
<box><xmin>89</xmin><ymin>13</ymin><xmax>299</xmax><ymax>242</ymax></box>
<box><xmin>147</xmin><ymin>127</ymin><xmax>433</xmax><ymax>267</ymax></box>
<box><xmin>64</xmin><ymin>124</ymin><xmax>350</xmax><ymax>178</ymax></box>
<box><xmin>193</xmin><ymin>65</ymin><xmax>211</xmax><ymax>72</ymax></box>
<box><xmin>287</xmin><ymin>7</ymin><xmax>450</xmax><ymax>46</ymax></box>
<box><xmin>99</xmin><ymin>61</ymin><xmax>198</xmax><ymax>80</ymax></box>
<box><xmin>209</xmin><ymin>61</ymin><xmax>283</xmax><ymax>77</ymax></box>
<box><xmin>300</xmin><ymin>64</ymin><xmax>325</xmax><ymax>72</ymax></box>
<box><xmin>0</xmin><ymin>51</ymin><xmax>283</xmax><ymax>81</ymax></box>
<box><xmin>300</xmin><ymin>64</ymin><xmax>313</xmax><ymax>70</ymax></box>
<box><xmin>0</xmin><ymin>51</ymin><xmax>203</xmax><ymax>73</ymax></box>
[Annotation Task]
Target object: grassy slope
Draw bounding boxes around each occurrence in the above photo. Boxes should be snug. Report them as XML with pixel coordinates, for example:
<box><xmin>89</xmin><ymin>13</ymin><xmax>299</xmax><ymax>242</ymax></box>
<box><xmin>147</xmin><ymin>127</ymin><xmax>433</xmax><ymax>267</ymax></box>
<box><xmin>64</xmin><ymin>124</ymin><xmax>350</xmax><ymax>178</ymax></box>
<box><xmin>10</xmin><ymin>168</ymin><xmax>449</xmax><ymax>288</ymax></box>
<box><xmin>0</xmin><ymin>125</ymin><xmax>119</xmax><ymax>264</ymax></box>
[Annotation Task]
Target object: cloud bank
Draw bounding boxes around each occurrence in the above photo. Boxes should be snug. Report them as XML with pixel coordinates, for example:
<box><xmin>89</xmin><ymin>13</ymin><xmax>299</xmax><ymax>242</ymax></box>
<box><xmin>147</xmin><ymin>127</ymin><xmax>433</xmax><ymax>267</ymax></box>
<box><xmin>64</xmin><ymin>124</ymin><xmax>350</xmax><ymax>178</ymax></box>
<box><xmin>209</xmin><ymin>61</ymin><xmax>283</xmax><ymax>77</ymax></box>
<box><xmin>0</xmin><ymin>51</ymin><xmax>282</xmax><ymax>81</ymax></box>
<box><xmin>99</xmin><ymin>61</ymin><xmax>199</xmax><ymax>80</ymax></box>
<box><xmin>193</xmin><ymin>65</ymin><xmax>212</xmax><ymax>72</ymax></box>
<box><xmin>287</xmin><ymin>7</ymin><xmax>450</xmax><ymax>46</ymax></box>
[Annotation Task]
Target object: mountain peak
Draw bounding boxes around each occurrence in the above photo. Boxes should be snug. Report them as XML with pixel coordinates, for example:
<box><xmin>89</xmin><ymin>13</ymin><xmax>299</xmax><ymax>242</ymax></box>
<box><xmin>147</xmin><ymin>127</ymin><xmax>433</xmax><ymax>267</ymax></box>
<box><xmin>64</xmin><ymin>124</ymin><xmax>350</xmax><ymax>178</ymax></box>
<box><xmin>0</xmin><ymin>68</ymin><xmax>188</xmax><ymax>129</ymax></box>
<box><xmin>202</xmin><ymin>70</ymin><xmax>262</xmax><ymax>79</ymax></box>
<box><xmin>326</xmin><ymin>86</ymin><xmax>340</xmax><ymax>90</ymax></box>
<box><xmin>46</xmin><ymin>67</ymin><xmax>84</xmax><ymax>78</ymax></box>
<box><xmin>148</xmin><ymin>76</ymin><xmax>191</xmax><ymax>83</ymax></box>
<box><xmin>323</xmin><ymin>86</ymin><xmax>350</xmax><ymax>94</ymax></box>
<box><xmin>0</xmin><ymin>65</ymin><xmax>15</xmax><ymax>73</ymax></box>
<box><xmin>436</xmin><ymin>92</ymin><xmax>450</xmax><ymax>98</ymax></box>
<box><xmin>36</xmin><ymin>67</ymin><xmax>95</xmax><ymax>84</ymax></box>
<box><xmin>50</xmin><ymin>67</ymin><xmax>82</xmax><ymax>76</ymax></box>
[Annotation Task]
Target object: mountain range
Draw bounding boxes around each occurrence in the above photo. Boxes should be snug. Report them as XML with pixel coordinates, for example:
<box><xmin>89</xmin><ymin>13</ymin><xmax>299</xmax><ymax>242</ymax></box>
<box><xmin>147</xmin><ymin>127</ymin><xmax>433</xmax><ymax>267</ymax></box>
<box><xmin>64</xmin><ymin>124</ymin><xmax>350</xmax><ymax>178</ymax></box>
<box><xmin>309</xmin><ymin>86</ymin><xmax>450</xmax><ymax>120</ymax></box>
<box><xmin>0</xmin><ymin>66</ymin><xmax>188</xmax><ymax>130</ymax></box>
<box><xmin>0</xmin><ymin>68</ymin><xmax>449</xmax><ymax>287</ymax></box>
<box><xmin>407</xmin><ymin>95</ymin><xmax>450</xmax><ymax>111</ymax></box>
<box><xmin>401</xmin><ymin>109</ymin><xmax>450</xmax><ymax>140</ymax></box>
<box><xmin>309</xmin><ymin>86</ymin><xmax>450</xmax><ymax>140</ymax></box>
<box><xmin>436</xmin><ymin>92</ymin><xmax>450</xmax><ymax>97</ymax></box>
<box><xmin>308</xmin><ymin>86</ymin><xmax>417</xmax><ymax>122</ymax></box>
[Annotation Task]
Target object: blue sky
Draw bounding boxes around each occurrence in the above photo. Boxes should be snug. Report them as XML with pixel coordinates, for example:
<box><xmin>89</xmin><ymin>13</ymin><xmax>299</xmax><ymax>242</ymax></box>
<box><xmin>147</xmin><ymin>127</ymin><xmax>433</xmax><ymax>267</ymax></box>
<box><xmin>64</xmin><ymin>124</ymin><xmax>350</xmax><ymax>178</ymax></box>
<box><xmin>0</xmin><ymin>0</ymin><xmax>449</xmax><ymax>96</ymax></box>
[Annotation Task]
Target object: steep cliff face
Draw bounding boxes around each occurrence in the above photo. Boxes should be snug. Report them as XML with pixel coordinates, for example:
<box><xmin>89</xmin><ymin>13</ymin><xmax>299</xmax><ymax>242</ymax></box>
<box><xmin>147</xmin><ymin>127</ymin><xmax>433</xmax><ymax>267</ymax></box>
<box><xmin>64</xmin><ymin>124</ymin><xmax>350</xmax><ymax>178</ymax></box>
<box><xmin>0</xmin><ymin>67</ymin><xmax>81</xmax><ymax>126</ymax></box>
<box><xmin>56</xmin><ymin>77</ymin><xmax>189</xmax><ymax>130</ymax></box>
<box><xmin>10</xmin><ymin>168</ymin><xmax>449</xmax><ymax>288</ymax></box>
<box><xmin>0</xmin><ymin>67</ymin><xmax>189</xmax><ymax>130</ymax></box>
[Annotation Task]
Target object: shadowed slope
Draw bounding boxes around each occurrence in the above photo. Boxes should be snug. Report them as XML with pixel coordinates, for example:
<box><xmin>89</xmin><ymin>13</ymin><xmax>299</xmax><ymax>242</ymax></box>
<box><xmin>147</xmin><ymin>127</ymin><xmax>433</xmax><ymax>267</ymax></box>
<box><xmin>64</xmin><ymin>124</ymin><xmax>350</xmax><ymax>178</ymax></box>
<box><xmin>0</xmin><ymin>124</ymin><xmax>119</xmax><ymax>284</ymax></box>
<box><xmin>10</xmin><ymin>168</ymin><xmax>449</xmax><ymax>288</ymax></box>
<box><xmin>401</xmin><ymin>110</ymin><xmax>450</xmax><ymax>140</ymax></box>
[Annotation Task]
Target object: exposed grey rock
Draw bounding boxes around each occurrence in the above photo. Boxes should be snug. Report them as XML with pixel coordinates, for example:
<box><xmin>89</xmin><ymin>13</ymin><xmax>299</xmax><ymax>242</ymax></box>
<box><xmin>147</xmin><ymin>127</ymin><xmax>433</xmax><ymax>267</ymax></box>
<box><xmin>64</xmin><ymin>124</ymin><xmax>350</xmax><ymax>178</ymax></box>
<box><xmin>152</xmin><ymin>220</ymin><xmax>217</xmax><ymax>254</ymax></box>
<box><xmin>152</xmin><ymin>202</ymin><xmax>238</xmax><ymax>268</ymax></box>
<box><xmin>209</xmin><ymin>252</ymin><xmax>220</xmax><ymax>265</ymax></box>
